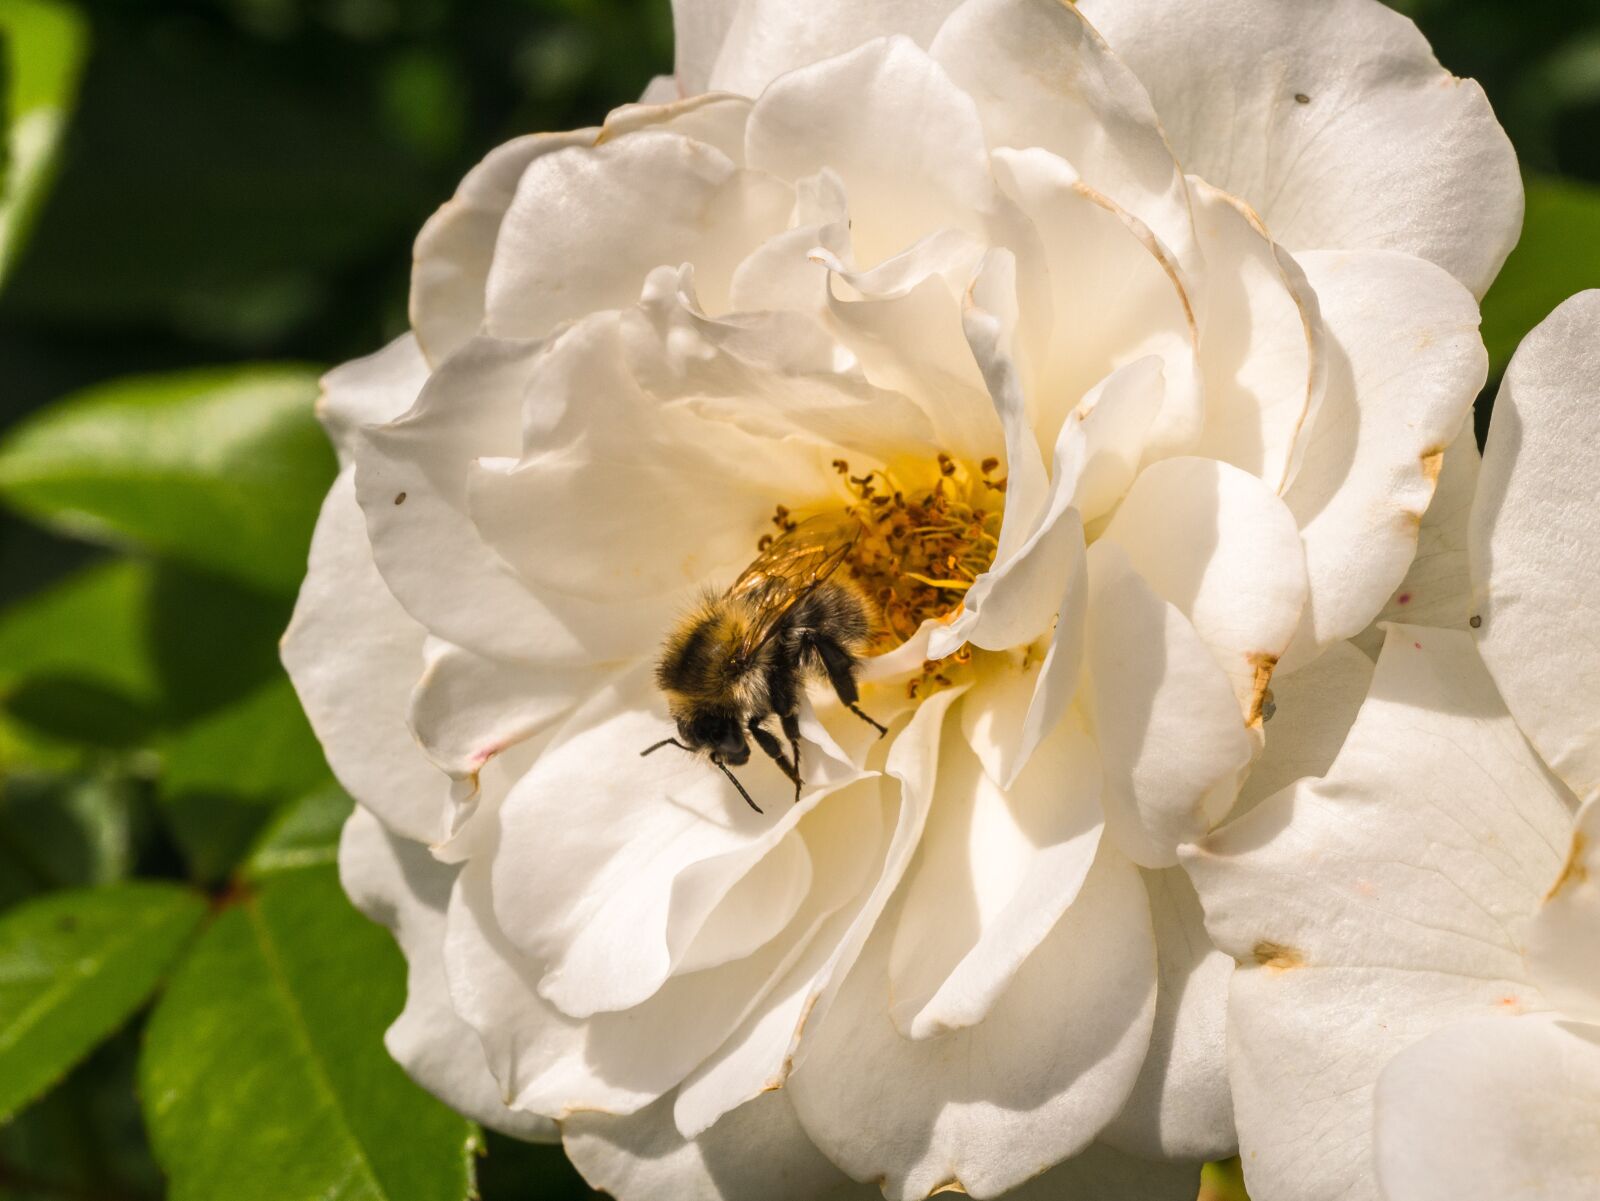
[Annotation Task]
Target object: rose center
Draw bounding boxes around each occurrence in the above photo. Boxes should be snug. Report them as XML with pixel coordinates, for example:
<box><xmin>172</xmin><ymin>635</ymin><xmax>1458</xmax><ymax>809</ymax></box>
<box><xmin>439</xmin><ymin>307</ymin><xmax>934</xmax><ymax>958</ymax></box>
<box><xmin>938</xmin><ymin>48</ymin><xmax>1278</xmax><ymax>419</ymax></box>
<box><xmin>759</xmin><ymin>453</ymin><xmax>1005</xmax><ymax>656</ymax></box>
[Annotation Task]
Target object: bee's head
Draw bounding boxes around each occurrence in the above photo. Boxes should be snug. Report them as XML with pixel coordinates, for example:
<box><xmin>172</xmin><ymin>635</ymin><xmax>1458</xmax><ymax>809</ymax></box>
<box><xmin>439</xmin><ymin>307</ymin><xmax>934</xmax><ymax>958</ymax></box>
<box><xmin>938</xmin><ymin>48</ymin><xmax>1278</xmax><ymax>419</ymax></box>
<box><xmin>679</xmin><ymin>710</ymin><xmax>749</xmax><ymax>765</ymax></box>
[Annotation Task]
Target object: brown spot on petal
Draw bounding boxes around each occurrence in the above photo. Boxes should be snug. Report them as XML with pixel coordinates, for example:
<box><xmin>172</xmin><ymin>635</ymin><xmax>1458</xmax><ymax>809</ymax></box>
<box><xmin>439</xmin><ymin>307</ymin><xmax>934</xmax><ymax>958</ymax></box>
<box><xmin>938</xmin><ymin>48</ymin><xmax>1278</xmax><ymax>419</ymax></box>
<box><xmin>1246</xmin><ymin>652</ymin><xmax>1279</xmax><ymax>728</ymax></box>
<box><xmin>1294</xmin><ymin>92</ymin><xmax>1311</xmax><ymax>104</ymax></box>
<box><xmin>1253</xmin><ymin>940</ymin><xmax>1304</xmax><ymax>970</ymax></box>
<box><xmin>1420</xmin><ymin>447</ymin><xmax>1445</xmax><ymax>485</ymax></box>
<box><xmin>1546</xmin><ymin>831</ymin><xmax>1590</xmax><ymax>900</ymax></box>
<box><xmin>393</xmin><ymin>491</ymin><xmax>407</xmax><ymax>505</ymax></box>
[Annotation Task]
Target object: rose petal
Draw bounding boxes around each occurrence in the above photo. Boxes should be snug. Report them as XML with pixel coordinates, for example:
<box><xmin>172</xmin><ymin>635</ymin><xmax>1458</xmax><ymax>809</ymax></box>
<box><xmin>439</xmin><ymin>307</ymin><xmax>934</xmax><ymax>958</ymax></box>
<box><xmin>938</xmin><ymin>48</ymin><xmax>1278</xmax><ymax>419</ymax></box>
<box><xmin>744</xmin><ymin>37</ymin><xmax>993</xmax><ymax>267</ymax></box>
<box><xmin>888</xmin><ymin>698</ymin><xmax>1103</xmax><ymax>1039</ymax></box>
<box><xmin>484</xmin><ymin>130</ymin><xmax>791</xmax><ymax>340</ymax></box>
<box><xmin>407</xmin><ymin>638</ymin><xmax>586</xmax><ymax>784</ymax></box>
<box><xmin>1186</xmin><ymin>179</ymin><xmax>1324</xmax><ymax>494</ymax></box>
<box><xmin>489</xmin><ymin>665</ymin><xmax>862</xmax><ymax>1020</ymax></box>
<box><xmin>564</xmin><ymin>1090</ymin><xmax>874</xmax><ymax>1201</ymax></box>
<box><xmin>1232</xmin><ymin>639</ymin><xmax>1373</xmax><ymax>819</ymax></box>
<box><xmin>703</xmin><ymin>0</ymin><xmax>965</xmax><ymax>100</ymax></box>
<box><xmin>410</xmin><ymin>131</ymin><xmax>595</xmax><ymax>364</ymax></box>
<box><xmin>1353</xmin><ymin>411</ymin><xmax>1480</xmax><ymax>658</ymax></box>
<box><xmin>788</xmin><ymin>842</ymin><xmax>1156</xmax><ymax>1201</ymax></box>
<box><xmin>337</xmin><ymin>807</ymin><xmax>555</xmax><ymax>1141</ymax></box>
<box><xmin>1471</xmin><ymin>289</ymin><xmax>1600</xmax><ymax>803</ymax></box>
<box><xmin>1523</xmin><ymin>798</ymin><xmax>1600</xmax><ymax>1023</ymax></box>
<box><xmin>1084</xmin><ymin>540</ymin><xmax>1255</xmax><ymax>868</ymax></box>
<box><xmin>1078</xmin><ymin>0</ymin><xmax>1522</xmax><ymax>298</ymax></box>
<box><xmin>1102</xmin><ymin>456</ymin><xmax>1308</xmax><ymax>723</ymax></box>
<box><xmin>353</xmin><ymin>334</ymin><xmax>615</xmax><ymax>666</ymax></box>
<box><xmin>315</xmin><ymin>333</ymin><xmax>429</xmax><ymax>466</ymax></box>
<box><xmin>282</xmin><ymin>471</ymin><xmax>450</xmax><ymax>845</ymax></box>
<box><xmin>1184</xmin><ymin>626</ymin><xmax>1574</xmax><ymax>1201</ymax></box>
<box><xmin>598</xmin><ymin>92</ymin><xmax>751</xmax><ymax>163</ymax></box>
<box><xmin>1003</xmin><ymin>1140</ymin><xmax>1201</xmax><ymax>1201</ymax></box>
<box><xmin>1373</xmin><ymin>1016</ymin><xmax>1600</xmax><ymax>1201</ymax></box>
<box><xmin>1280</xmin><ymin>250</ymin><xmax>1486</xmax><ymax>667</ymax></box>
<box><xmin>991</xmin><ymin>147</ymin><xmax>1201</xmax><ymax>458</ymax></box>
<box><xmin>1101</xmin><ymin>867</ymin><xmax>1235</xmax><ymax>1161</ymax></box>
<box><xmin>929</xmin><ymin>0</ymin><xmax>1196</xmax><ymax>281</ymax></box>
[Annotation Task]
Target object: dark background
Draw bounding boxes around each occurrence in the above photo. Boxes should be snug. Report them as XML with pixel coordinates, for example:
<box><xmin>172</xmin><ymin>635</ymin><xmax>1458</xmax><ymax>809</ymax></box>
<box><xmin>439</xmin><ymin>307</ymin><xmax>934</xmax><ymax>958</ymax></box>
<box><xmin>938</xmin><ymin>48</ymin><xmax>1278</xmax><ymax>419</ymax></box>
<box><xmin>1</xmin><ymin>1</ymin><xmax>1598</xmax><ymax>1198</ymax></box>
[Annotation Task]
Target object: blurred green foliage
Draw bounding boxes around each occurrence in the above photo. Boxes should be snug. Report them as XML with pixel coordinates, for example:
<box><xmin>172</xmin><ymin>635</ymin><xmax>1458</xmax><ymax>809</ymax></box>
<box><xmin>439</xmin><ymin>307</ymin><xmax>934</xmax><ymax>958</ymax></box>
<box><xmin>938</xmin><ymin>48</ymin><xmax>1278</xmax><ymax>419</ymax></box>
<box><xmin>0</xmin><ymin>0</ymin><xmax>1596</xmax><ymax>1198</ymax></box>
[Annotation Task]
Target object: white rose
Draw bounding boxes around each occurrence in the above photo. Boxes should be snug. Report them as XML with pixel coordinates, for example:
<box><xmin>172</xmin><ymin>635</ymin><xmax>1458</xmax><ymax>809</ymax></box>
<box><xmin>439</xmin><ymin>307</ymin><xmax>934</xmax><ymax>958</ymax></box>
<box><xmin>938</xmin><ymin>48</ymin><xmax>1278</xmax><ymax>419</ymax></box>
<box><xmin>285</xmin><ymin>1</ymin><xmax>1520</xmax><ymax>1196</ymax></box>
<box><xmin>1185</xmin><ymin>291</ymin><xmax>1600</xmax><ymax>1201</ymax></box>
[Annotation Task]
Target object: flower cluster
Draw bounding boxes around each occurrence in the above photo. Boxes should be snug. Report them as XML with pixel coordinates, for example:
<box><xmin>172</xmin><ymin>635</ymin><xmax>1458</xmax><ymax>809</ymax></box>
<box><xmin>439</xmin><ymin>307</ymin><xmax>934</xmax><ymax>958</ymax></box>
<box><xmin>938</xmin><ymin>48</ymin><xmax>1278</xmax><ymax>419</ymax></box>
<box><xmin>282</xmin><ymin>0</ymin><xmax>1549</xmax><ymax>1197</ymax></box>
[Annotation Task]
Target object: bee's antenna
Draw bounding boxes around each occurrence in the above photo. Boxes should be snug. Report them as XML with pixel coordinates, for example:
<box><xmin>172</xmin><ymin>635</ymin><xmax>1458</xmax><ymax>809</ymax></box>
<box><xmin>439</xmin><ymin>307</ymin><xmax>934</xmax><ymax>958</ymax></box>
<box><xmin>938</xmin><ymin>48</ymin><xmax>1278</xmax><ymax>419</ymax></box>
<box><xmin>641</xmin><ymin>737</ymin><xmax>690</xmax><ymax>756</ymax></box>
<box><xmin>711</xmin><ymin>756</ymin><xmax>764</xmax><ymax>814</ymax></box>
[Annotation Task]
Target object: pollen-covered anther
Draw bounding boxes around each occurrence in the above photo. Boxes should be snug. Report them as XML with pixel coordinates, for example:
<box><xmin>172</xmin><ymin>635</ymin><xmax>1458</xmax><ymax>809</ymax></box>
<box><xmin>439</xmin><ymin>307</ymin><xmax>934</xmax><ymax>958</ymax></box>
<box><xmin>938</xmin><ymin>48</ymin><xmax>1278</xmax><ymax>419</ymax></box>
<box><xmin>804</xmin><ymin>455</ymin><xmax>1004</xmax><ymax>652</ymax></box>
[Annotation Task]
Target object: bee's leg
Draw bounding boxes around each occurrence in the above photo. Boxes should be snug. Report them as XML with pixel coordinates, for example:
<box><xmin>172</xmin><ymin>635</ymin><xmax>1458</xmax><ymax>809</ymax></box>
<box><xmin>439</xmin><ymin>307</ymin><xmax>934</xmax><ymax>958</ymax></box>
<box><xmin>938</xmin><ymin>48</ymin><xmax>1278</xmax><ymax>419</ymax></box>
<box><xmin>780</xmin><ymin>710</ymin><xmax>803</xmax><ymax>803</ymax></box>
<box><xmin>746</xmin><ymin>717</ymin><xmax>801</xmax><ymax>801</ymax></box>
<box><xmin>813</xmin><ymin>637</ymin><xmax>888</xmax><ymax>738</ymax></box>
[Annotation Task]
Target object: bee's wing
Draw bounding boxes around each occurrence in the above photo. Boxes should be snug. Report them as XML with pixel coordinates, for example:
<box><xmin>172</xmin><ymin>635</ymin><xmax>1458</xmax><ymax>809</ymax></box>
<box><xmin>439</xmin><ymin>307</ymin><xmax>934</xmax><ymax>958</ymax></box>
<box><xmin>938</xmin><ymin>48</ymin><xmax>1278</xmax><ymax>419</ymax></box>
<box><xmin>728</xmin><ymin>512</ymin><xmax>862</xmax><ymax>661</ymax></box>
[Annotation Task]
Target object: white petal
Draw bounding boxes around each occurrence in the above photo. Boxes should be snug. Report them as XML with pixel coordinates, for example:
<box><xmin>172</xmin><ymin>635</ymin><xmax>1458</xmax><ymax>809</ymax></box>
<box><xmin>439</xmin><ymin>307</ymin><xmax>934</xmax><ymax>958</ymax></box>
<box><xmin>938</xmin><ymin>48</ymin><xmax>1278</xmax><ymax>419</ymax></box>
<box><xmin>1233</xmin><ymin>640</ymin><xmax>1373</xmax><ymax>819</ymax></box>
<box><xmin>447</xmin><ymin>827</ymin><xmax>842</xmax><ymax>1120</ymax></box>
<box><xmin>889</xmin><ymin>699</ymin><xmax>1104</xmax><ymax>1039</ymax></box>
<box><xmin>991</xmin><ymin>148</ymin><xmax>1201</xmax><ymax>458</ymax></box>
<box><xmin>564</xmin><ymin>1090</ymin><xmax>875</xmax><ymax>1201</ymax></box>
<box><xmin>1184</xmin><ymin>626</ymin><xmax>1573</xmax><ymax>1201</ymax></box>
<box><xmin>406</xmin><ymin>638</ymin><xmax>584</xmax><ymax>784</ymax></box>
<box><xmin>484</xmin><ymin>130</ymin><xmax>790</xmax><ymax>340</ymax></box>
<box><xmin>282</xmin><ymin>471</ymin><xmax>450</xmax><ymax>845</ymax></box>
<box><xmin>489</xmin><ymin>665</ymin><xmax>861</xmax><ymax>1020</ymax></box>
<box><xmin>1102</xmin><ymin>456</ymin><xmax>1307</xmax><ymax>723</ymax></box>
<box><xmin>1353</xmin><ymin>412</ymin><xmax>1481</xmax><ymax>657</ymax></box>
<box><xmin>598</xmin><ymin>92</ymin><xmax>751</xmax><ymax>162</ymax></box>
<box><xmin>626</xmin><ymin>271</ymin><xmax>939</xmax><ymax>466</ymax></box>
<box><xmin>352</xmin><ymin>334</ymin><xmax>610</xmax><ymax>666</ymax></box>
<box><xmin>1084</xmin><ymin>540</ymin><xmax>1254</xmax><ymax>868</ymax></box>
<box><xmin>315</xmin><ymin>334</ymin><xmax>429</xmax><ymax>467</ymax></box>
<box><xmin>669</xmin><ymin>0</ymin><xmax>736</xmax><ymax>96</ymax></box>
<box><xmin>932</xmin><ymin>356</ymin><xmax>1160</xmax><ymax>664</ymax></box>
<box><xmin>1078</xmin><ymin>0</ymin><xmax>1522</xmax><ymax>298</ymax></box>
<box><xmin>671</xmin><ymin>779</ymin><xmax>896</xmax><ymax>1136</ymax></box>
<box><xmin>1373</xmin><ymin>1016</ymin><xmax>1600</xmax><ymax>1201</ymax></box>
<box><xmin>805</xmin><ymin>231</ymin><xmax>1003</xmax><ymax>466</ymax></box>
<box><xmin>788</xmin><ymin>843</ymin><xmax>1156</xmax><ymax>1201</ymax></box>
<box><xmin>337</xmin><ymin>807</ymin><xmax>555</xmax><ymax>1141</ymax></box>
<box><xmin>962</xmin><ymin>248</ymin><xmax>1050</xmax><ymax>569</ymax></box>
<box><xmin>1101</xmin><ymin>867</ymin><xmax>1235</xmax><ymax>1161</ymax></box>
<box><xmin>744</xmin><ymin>37</ymin><xmax>993</xmax><ymax>267</ymax></box>
<box><xmin>410</xmin><ymin>131</ymin><xmax>594</xmax><ymax>364</ymax></box>
<box><xmin>1471</xmin><ymin>289</ymin><xmax>1600</xmax><ymax>803</ymax></box>
<box><xmin>705</xmin><ymin>0</ymin><xmax>965</xmax><ymax>99</ymax></box>
<box><xmin>1186</xmin><ymin>179</ymin><xmax>1323</xmax><ymax>494</ymax></box>
<box><xmin>929</xmin><ymin>0</ymin><xmax>1196</xmax><ymax>281</ymax></box>
<box><xmin>1002</xmin><ymin>1140</ymin><xmax>1200</xmax><ymax>1201</ymax></box>
<box><xmin>1280</xmin><ymin>250</ymin><xmax>1485</xmax><ymax>667</ymax></box>
<box><xmin>1523</xmin><ymin>799</ymin><xmax>1600</xmax><ymax>1023</ymax></box>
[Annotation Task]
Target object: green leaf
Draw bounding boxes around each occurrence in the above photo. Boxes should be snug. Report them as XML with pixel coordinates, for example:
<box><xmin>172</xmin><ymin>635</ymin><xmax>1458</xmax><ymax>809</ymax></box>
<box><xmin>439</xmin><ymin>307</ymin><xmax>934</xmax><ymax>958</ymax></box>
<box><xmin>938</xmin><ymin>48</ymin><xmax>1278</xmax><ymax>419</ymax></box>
<box><xmin>157</xmin><ymin>676</ymin><xmax>333</xmax><ymax>882</ymax></box>
<box><xmin>242</xmin><ymin>784</ymin><xmax>353</xmax><ymax>881</ymax></box>
<box><xmin>1481</xmin><ymin>175</ymin><xmax>1600</xmax><ymax>372</ymax></box>
<box><xmin>0</xmin><ymin>772</ymin><xmax>139</xmax><ymax>907</ymax></box>
<box><xmin>0</xmin><ymin>882</ymin><xmax>205</xmax><ymax>1123</ymax></box>
<box><xmin>141</xmin><ymin>868</ymin><xmax>477</xmax><ymax>1201</ymax></box>
<box><xmin>0</xmin><ymin>366</ymin><xmax>336</xmax><ymax>594</ymax></box>
<box><xmin>0</xmin><ymin>0</ymin><xmax>88</xmax><ymax>287</ymax></box>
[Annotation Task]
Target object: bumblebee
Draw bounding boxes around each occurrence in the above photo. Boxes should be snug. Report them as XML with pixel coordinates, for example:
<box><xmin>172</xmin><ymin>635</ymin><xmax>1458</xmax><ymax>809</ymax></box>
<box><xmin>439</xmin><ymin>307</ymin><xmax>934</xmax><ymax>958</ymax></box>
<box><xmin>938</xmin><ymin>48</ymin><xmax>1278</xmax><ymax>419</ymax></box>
<box><xmin>643</xmin><ymin>512</ymin><xmax>888</xmax><ymax>813</ymax></box>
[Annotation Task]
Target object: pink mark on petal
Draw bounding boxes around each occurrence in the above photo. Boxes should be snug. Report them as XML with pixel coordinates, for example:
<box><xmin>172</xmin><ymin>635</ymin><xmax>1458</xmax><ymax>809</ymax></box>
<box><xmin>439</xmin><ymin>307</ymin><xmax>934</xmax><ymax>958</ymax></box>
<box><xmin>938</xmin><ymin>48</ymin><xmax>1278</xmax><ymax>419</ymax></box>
<box><xmin>1414</xmin><ymin>641</ymin><xmax>1423</xmax><ymax>650</ymax></box>
<box><xmin>1396</xmin><ymin>592</ymin><xmax>1412</xmax><ymax>605</ymax></box>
